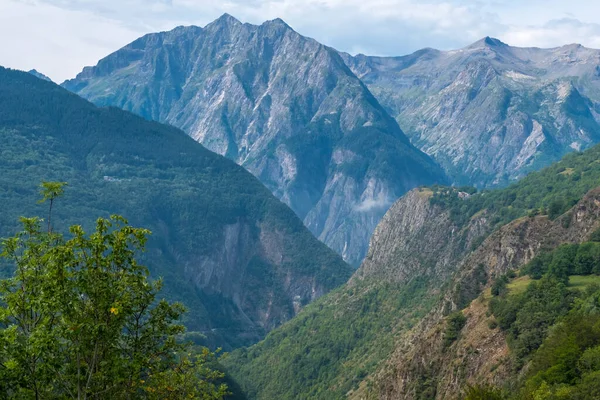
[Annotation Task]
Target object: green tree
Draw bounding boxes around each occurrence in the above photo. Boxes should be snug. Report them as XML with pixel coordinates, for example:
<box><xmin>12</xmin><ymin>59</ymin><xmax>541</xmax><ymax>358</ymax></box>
<box><xmin>38</xmin><ymin>181</ymin><xmax>67</xmax><ymax>233</ymax></box>
<box><xmin>579</xmin><ymin>345</ymin><xmax>600</xmax><ymax>374</ymax></box>
<box><xmin>0</xmin><ymin>191</ymin><xmax>228</xmax><ymax>399</ymax></box>
<box><xmin>574</xmin><ymin>243</ymin><xmax>600</xmax><ymax>276</ymax></box>
<box><xmin>548</xmin><ymin>198</ymin><xmax>566</xmax><ymax>219</ymax></box>
<box><xmin>444</xmin><ymin>312</ymin><xmax>467</xmax><ymax>348</ymax></box>
<box><xmin>588</xmin><ymin>228</ymin><xmax>600</xmax><ymax>243</ymax></box>
<box><xmin>143</xmin><ymin>350</ymin><xmax>229</xmax><ymax>399</ymax></box>
<box><xmin>491</xmin><ymin>275</ymin><xmax>509</xmax><ymax>296</ymax></box>
<box><xmin>547</xmin><ymin>244</ymin><xmax>578</xmax><ymax>283</ymax></box>
<box><xmin>525</xmin><ymin>252</ymin><xmax>553</xmax><ymax>280</ymax></box>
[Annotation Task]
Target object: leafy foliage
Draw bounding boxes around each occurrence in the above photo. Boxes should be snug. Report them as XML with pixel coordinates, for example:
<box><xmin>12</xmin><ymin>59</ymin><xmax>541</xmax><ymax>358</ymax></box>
<box><xmin>38</xmin><ymin>181</ymin><xmax>67</xmax><ymax>232</ymax></box>
<box><xmin>491</xmin><ymin>275</ymin><xmax>509</xmax><ymax>296</ymax></box>
<box><xmin>516</xmin><ymin>294</ymin><xmax>600</xmax><ymax>399</ymax></box>
<box><xmin>462</xmin><ymin>384</ymin><xmax>507</xmax><ymax>400</ymax></box>
<box><xmin>444</xmin><ymin>312</ymin><xmax>467</xmax><ymax>348</ymax></box>
<box><xmin>522</xmin><ymin>243</ymin><xmax>600</xmax><ymax>282</ymax></box>
<box><xmin>490</xmin><ymin>276</ymin><xmax>575</xmax><ymax>364</ymax></box>
<box><xmin>0</xmin><ymin>209</ymin><xmax>228</xmax><ymax>399</ymax></box>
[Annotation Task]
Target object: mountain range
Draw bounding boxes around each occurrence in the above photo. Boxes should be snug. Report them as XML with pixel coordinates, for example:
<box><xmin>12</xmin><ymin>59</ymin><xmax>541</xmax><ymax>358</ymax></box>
<box><xmin>61</xmin><ymin>15</ymin><xmax>600</xmax><ymax>266</ymax></box>
<box><xmin>62</xmin><ymin>14</ymin><xmax>447</xmax><ymax>266</ymax></box>
<box><xmin>342</xmin><ymin>37</ymin><xmax>600</xmax><ymax>186</ymax></box>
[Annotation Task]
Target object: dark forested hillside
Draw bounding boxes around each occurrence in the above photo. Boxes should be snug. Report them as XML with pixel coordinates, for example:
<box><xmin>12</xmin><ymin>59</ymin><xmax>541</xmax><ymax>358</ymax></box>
<box><xmin>0</xmin><ymin>66</ymin><xmax>352</xmax><ymax>349</ymax></box>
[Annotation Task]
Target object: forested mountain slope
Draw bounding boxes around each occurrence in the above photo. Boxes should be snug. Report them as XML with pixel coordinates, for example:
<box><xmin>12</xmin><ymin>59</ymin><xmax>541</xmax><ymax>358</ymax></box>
<box><xmin>224</xmin><ymin>141</ymin><xmax>600</xmax><ymax>399</ymax></box>
<box><xmin>361</xmin><ymin>187</ymin><xmax>600</xmax><ymax>399</ymax></box>
<box><xmin>223</xmin><ymin>187</ymin><xmax>490</xmax><ymax>399</ymax></box>
<box><xmin>62</xmin><ymin>14</ymin><xmax>447</xmax><ymax>265</ymax></box>
<box><xmin>342</xmin><ymin>38</ymin><xmax>600</xmax><ymax>187</ymax></box>
<box><xmin>0</xmin><ymin>66</ymin><xmax>352</xmax><ymax>350</ymax></box>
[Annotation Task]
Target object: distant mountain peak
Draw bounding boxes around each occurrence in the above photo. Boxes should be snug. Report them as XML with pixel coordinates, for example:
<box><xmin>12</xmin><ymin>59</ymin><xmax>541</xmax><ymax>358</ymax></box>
<box><xmin>559</xmin><ymin>42</ymin><xmax>587</xmax><ymax>52</ymax></box>
<box><xmin>213</xmin><ymin>13</ymin><xmax>242</xmax><ymax>26</ymax></box>
<box><xmin>28</xmin><ymin>69</ymin><xmax>52</xmax><ymax>82</ymax></box>
<box><xmin>207</xmin><ymin>14</ymin><xmax>292</xmax><ymax>32</ymax></box>
<box><xmin>170</xmin><ymin>25</ymin><xmax>203</xmax><ymax>35</ymax></box>
<box><xmin>468</xmin><ymin>36</ymin><xmax>508</xmax><ymax>49</ymax></box>
<box><xmin>264</xmin><ymin>17</ymin><xmax>291</xmax><ymax>28</ymax></box>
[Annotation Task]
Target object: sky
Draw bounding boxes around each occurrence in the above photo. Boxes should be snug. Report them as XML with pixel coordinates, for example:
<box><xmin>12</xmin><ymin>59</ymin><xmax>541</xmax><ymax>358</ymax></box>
<box><xmin>2</xmin><ymin>0</ymin><xmax>600</xmax><ymax>82</ymax></box>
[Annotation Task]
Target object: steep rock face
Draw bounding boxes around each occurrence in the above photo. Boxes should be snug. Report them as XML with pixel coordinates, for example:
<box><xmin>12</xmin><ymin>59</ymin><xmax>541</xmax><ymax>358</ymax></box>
<box><xmin>180</xmin><ymin>219</ymin><xmax>341</xmax><ymax>338</ymax></box>
<box><xmin>342</xmin><ymin>39</ymin><xmax>600</xmax><ymax>187</ymax></box>
<box><xmin>353</xmin><ymin>188</ymin><xmax>489</xmax><ymax>284</ymax></box>
<box><xmin>0</xmin><ymin>67</ymin><xmax>352</xmax><ymax>349</ymax></box>
<box><xmin>355</xmin><ymin>293</ymin><xmax>512</xmax><ymax>400</ymax></box>
<box><xmin>62</xmin><ymin>15</ymin><xmax>446</xmax><ymax>265</ymax></box>
<box><xmin>360</xmin><ymin>188</ymin><xmax>600</xmax><ymax>400</ymax></box>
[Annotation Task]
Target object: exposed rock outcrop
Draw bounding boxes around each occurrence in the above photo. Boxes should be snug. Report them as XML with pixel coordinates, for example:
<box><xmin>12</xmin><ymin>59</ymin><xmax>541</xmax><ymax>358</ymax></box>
<box><xmin>354</xmin><ymin>188</ymin><xmax>489</xmax><ymax>285</ymax></box>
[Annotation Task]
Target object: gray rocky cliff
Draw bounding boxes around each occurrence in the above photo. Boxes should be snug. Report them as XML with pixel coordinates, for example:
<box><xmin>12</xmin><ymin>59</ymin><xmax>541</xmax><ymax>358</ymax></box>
<box><xmin>180</xmin><ymin>217</ymin><xmax>349</xmax><ymax>346</ymax></box>
<box><xmin>353</xmin><ymin>188</ymin><xmax>489</xmax><ymax>285</ymax></box>
<box><xmin>63</xmin><ymin>15</ymin><xmax>446</xmax><ymax>265</ymax></box>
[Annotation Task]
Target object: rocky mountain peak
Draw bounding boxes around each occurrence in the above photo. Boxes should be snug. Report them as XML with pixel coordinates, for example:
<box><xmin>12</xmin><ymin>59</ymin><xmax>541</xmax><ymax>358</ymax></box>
<box><xmin>212</xmin><ymin>13</ymin><xmax>242</xmax><ymax>26</ymax></box>
<box><xmin>256</xmin><ymin>16</ymin><xmax>297</xmax><ymax>39</ymax></box>
<box><xmin>560</xmin><ymin>42</ymin><xmax>585</xmax><ymax>50</ymax></box>
<box><xmin>467</xmin><ymin>36</ymin><xmax>508</xmax><ymax>50</ymax></box>
<box><xmin>263</xmin><ymin>17</ymin><xmax>291</xmax><ymax>29</ymax></box>
<box><xmin>203</xmin><ymin>13</ymin><xmax>244</xmax><ymax>37</ymax></box>
<box><xmin>167</xmin><ymin>25</ymin><xmax>203</xmax><ymax>36</ymax></box>
<box><xmin>483</xmin><ymin>36</ymin><xmax>507</xmax><ymax>47</ymax></box>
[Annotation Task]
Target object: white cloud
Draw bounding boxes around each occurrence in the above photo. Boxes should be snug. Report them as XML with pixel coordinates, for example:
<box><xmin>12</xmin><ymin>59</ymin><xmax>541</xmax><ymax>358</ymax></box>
<box><xmin>354</xmin><ymin>194</ymin><xmax>392</xmax><ymax>212</ymax></box>
<box><xmin>1</xmin><ymin>0</ymin><xmax>600</xmax><ymax>82</ymax></box>
<box><xmin>0</xmin><ymin>0</ymin><xmax>144</xmax><ymax>82</ymax></box>
<box><xmin>503</xmin><ymin>18</ymin><xmax>600</xmax><ymax>49</ymax></box>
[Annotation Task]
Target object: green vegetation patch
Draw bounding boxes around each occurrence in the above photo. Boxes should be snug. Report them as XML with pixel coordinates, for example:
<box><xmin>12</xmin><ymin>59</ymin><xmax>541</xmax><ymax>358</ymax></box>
<box><xmin>482</xmin><ymin>241</ymin><xmax>600</xmax><ymax>398</ymax></box>
<box><xmin>430</xmin><ymin>141</ymin><xmax>600</xmax><ymax>228</ymax></box>
<box><xmin>443</xmin><ymin>312</ymin><xmax>467</xmax><ymax>348</ymax></box>
<box><xmin>506</xmin><ymin>276</ymin><xmax>532</xmax><ymax>295</ymax></box>
<box><xmin>568</xmin><ymin>274</ymin><xmax>600</xmax><ymax>291</ymax></box>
